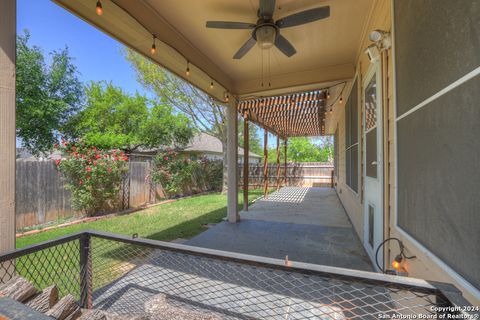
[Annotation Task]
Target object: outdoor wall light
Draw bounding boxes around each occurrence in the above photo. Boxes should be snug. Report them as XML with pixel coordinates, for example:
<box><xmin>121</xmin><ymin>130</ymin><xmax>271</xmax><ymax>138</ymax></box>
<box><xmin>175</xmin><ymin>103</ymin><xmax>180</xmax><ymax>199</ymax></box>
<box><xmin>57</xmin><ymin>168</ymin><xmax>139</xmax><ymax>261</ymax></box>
<box><xmin>95</xmin><ymin>1</ymin><xmax>103</xmax><ymax>16</ymax></box>
<box><xmin>368</xmin><ymin>29</ymin><xmax>391</xmax><ymax>50</ymax></box>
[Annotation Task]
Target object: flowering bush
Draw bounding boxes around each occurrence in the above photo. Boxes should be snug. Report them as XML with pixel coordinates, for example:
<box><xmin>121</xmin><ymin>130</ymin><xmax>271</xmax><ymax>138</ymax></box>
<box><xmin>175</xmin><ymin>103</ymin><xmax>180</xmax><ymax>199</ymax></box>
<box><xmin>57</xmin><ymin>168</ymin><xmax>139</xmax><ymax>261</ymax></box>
<box><xmin>151</xmin><ymin>149</ymin><xmax>194</xmax><ymax>196</ymax></box>
<box><xmin>53</xmin><ymin>141</ymin><xmax>128</xmax><ymax>215</ymax></box>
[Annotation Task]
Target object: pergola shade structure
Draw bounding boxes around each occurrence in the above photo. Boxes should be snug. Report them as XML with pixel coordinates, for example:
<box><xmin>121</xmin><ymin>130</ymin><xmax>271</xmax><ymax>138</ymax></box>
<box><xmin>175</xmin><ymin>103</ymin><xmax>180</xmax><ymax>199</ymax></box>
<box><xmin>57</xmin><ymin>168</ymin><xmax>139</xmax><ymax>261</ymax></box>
<box><xmin>238</xmin><ymin>89</ymin><xmax>328</xmax><ymax>138</ymax></box>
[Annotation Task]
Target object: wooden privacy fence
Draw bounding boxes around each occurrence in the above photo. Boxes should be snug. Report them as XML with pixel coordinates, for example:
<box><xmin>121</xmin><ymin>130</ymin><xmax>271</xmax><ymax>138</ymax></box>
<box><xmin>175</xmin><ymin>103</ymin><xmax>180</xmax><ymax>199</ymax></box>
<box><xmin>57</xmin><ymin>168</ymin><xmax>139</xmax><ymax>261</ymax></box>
<box><xmin>16</xmin><ymin>160</ymin><xmax>164</xmax><ymax>230</ymax></box>
<box><xmin>16</xmin><ymin>160</ymin><xmax>74</xmax><ymax>230</ymax></box>
<box><xmin>238</xmin><ymin>162</ymin><xmax>334</xmax><ymax>188</ymax></box>
<box><xmin>16</xmin><ymin>160</ymin><xmax>332</xmax><ymax>229</ymax></box>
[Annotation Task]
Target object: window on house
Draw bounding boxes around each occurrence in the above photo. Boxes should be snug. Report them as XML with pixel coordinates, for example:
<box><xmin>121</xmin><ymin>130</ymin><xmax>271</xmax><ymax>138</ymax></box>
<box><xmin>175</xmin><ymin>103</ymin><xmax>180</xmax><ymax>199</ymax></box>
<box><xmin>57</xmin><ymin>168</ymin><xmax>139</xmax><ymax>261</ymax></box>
<box><xmin>345</xmin><ymin>79</ymin><xmax>359</xmax><ymax>192</ymax></box>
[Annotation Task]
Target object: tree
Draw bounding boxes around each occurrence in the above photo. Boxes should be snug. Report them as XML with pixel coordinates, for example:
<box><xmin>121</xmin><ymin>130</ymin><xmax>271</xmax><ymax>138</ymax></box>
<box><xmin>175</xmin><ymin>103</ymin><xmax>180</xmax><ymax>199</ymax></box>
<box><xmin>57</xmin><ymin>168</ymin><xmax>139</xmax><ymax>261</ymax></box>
<box><xmin>67</xmin><ymin>81</ymin><xmax>194</xmax><ymax>152</ymax></box>
<box><xmin>123</xmin><ymin>49</ymin><xmax>231</xmax><ymax>192</ymax></box>
<box><xmin>268</xmin><ymin>136</ymin><xmax>333</xmax><ymax>163</ymax></box>
<box><xmin>16</xmin><ymin>30</ymin><xmax>83</xmax><ymax>154</ymax></box>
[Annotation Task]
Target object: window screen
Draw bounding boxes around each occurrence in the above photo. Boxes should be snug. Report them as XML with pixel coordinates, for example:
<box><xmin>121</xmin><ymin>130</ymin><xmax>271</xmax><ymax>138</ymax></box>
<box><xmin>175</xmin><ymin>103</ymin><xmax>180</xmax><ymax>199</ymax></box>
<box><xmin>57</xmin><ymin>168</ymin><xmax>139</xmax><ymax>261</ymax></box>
<box><xmin>395</xmin><ymin>0</ymin><xmax>480</xmax><ymax>290</ymax></box>
<box><xmin>345</xmin><ymin>79</ymin><xmax>359</xmax><ymax>192</ymax></box>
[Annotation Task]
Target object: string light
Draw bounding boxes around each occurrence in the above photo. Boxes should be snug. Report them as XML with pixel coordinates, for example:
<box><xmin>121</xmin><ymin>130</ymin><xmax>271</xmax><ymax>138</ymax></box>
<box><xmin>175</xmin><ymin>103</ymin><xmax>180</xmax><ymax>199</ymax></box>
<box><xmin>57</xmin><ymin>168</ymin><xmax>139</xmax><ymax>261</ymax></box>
<box><xmin>96</xmin><ymin>1</ymin><xmax>103</xmax><ymax>16</ymax></box>
<box><xmin>186</xmin><ymin>61</ymin><xmax>190</xmax><ymax>76</ymax></box>
<box><xmin>225</xmin><ymin>93</ymin><xmax>229</xmax><ymax>102</ymax></box>
<box><xmin>327</xmin><ymin>90</ymin><xmax>331</xmax><ymax>99</ymax></box>
<box><xmin>339</xmin><ymin>96</ymin><xmax>343</xmax><ymax>104</ymax></box>
<box><xmin>210</xmin><ymin>80</ymin><xmax>214</xmax><ymax>89</ymax></box>
<box><xmin>391</xmin><ymin>255</ymin><xmax>403</xmax><ymax>271</ymax></box>
<box><xmin>150</xmin><ymin>35</ymin><xmax>156</xmax><ymax>55</ymax></box>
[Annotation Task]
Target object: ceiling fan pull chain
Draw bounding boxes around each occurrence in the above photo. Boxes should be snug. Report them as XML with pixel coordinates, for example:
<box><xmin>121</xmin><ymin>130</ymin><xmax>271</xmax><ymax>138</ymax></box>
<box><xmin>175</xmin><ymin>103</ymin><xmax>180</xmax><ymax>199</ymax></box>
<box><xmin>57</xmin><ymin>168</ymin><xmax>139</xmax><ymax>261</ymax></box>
<box><xmin>261</xmin><ymin>49</ymin><xmax>264</xmax><ymax>87</ymax></box>
<box><xmin>268</xmin><ymin>49</ymin><xmax>271</xmax><ymax>87</ymax></box>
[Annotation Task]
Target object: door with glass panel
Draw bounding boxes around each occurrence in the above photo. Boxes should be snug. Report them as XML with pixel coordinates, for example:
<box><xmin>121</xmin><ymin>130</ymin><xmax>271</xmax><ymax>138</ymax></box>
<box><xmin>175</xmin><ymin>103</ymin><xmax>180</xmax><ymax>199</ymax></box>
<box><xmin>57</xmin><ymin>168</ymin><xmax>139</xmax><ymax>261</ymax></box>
<box><xmin>363</xmin><ymin>62</ymin><xmax>384</xmax><ymax>270</ymax></box>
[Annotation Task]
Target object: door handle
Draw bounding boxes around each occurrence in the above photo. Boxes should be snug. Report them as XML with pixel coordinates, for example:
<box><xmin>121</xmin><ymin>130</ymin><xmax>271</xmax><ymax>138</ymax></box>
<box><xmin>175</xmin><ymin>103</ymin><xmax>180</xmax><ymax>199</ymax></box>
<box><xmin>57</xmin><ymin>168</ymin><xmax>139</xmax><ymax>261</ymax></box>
<box><xmin>371</xmin><ymin>161</ymin><xmax>378</xmax><ymax>166</ymax></box>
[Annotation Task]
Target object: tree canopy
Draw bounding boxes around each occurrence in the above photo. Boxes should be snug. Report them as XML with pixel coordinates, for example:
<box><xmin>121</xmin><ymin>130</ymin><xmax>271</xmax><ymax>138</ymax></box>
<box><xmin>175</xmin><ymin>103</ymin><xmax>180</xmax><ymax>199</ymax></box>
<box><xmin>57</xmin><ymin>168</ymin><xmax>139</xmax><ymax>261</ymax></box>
<box><xmin>16</xmin><ymin>30</ymin><xmax>83</xmax><ymax>154</ymax></box>
<box><xmin>123</xmin><ymin>48</ymin><xmax>231</xmax><ymax>190</ymax></box>
<box><xmin>67</xmin><ymin>81</ymin><xmax>194</xmax><ymax>151</ymax></box>
<box><xmin>267</xmin><ymin>136</ymin><xmax>333</xmax><ymax>163</ymax></box>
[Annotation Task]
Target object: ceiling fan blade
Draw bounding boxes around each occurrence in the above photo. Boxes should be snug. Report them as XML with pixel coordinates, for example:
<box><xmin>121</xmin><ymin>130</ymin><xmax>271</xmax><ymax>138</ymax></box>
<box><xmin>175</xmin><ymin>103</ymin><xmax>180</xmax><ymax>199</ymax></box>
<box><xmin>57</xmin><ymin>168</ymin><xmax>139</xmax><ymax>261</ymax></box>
<box><xmin>276</xmin><ymin>6</ymin><xmax>330</xmax><ymax>28</ymax></box>
<box><xmin>233</xmin><ymin>37</ymin><xmax>257</xmax><ymax>59</ymax></box>
<box><xmin>275</xmin><ymin>35</ymin><xmax>296</xmax><ymax>57</ymax></box>
<box><xmin>206</xmin><ymin>21</ymin><xmax>256</xmax><ymax>29</ymax></box>
<box><xmin>259</xmin><ymin>0</ymin><xmax>276</xmax><ymax>18</ymax></box>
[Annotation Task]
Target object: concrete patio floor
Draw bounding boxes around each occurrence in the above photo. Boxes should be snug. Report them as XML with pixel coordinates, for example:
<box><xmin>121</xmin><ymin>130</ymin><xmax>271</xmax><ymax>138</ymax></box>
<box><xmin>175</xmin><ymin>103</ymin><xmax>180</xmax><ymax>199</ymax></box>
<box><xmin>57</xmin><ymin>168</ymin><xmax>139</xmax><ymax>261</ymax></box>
<box><xmin>187</xmin><ymin>187</ymin><xmax>372</xmax><ymax>271</ymax></box>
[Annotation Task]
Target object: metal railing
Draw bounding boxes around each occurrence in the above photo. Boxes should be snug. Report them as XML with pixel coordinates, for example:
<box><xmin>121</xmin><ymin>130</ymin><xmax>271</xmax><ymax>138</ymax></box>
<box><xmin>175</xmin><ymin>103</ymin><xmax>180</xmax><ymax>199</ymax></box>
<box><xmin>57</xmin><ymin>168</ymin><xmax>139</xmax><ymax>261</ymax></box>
<box><xmin>0</xmin><ymin>230</ymin><xmax>477</xmax><ymax>319</ymax></box>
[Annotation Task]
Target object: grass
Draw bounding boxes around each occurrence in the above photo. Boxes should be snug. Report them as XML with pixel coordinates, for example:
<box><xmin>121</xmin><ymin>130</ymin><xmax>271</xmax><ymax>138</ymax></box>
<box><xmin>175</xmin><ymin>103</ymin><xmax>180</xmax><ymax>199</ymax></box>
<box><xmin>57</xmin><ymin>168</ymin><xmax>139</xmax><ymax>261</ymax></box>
<box><xmin>11</xmin><ymin>189</ymin><xmax>267</xmax><ymax>299</ymax></box>
<box><xmin>17</xmin><ymin>189</ymin><xmax>266</xmax><ymax>248</ymax></box>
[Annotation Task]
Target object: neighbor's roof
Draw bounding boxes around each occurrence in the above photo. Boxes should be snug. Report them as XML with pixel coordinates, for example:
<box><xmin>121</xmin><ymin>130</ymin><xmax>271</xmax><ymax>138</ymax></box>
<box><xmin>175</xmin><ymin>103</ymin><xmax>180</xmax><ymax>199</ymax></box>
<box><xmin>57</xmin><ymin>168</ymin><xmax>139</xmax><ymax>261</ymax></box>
<box><xmin>16</xmin><ymin>148</ymin><xmax>62</xmax><ymax>161</ymax></box>
<box><xmin>184</xmin><ymin>133</ymin><xmax>261</xmax><ymax>158</ymax></box>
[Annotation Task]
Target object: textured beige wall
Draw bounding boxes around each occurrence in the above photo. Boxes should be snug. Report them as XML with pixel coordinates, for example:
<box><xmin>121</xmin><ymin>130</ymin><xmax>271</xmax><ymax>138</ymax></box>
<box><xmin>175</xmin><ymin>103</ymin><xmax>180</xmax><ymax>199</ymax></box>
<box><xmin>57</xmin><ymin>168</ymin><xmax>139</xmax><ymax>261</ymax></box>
<box><xmin>334</xmin><ymin>0</ymin><xmax>392</xmax><ymax>242</ymax></box>
<box><xmin>0</xmin><ymin>0</ymin><xmax>16</xmax><ymax>253</ymax></box>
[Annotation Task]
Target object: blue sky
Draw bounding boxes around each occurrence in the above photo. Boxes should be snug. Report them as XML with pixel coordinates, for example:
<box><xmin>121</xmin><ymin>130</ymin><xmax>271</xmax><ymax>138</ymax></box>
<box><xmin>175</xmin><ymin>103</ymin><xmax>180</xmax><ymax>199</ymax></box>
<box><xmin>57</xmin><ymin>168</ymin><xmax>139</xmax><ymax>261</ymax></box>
<box><xmin>17</xmin><ymin>0</ymin><xmax>148</xmax><ymax>96</ymax></box>
<box><xmin>16</xmin><ymin>0</ymin><xmax>323</xmax><ymax>148</ymax></box>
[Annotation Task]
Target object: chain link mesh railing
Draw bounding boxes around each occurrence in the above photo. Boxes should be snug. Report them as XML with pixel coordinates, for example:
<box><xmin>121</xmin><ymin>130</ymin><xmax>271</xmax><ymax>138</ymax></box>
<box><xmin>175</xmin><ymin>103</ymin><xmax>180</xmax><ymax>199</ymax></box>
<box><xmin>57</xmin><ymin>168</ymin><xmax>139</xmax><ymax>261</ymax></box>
<box><xmin>0</xmin><ymin>235</ymin><xmax>81</xmax><ymax>300</ymax></box>
<box><xmin>0</xmin><ymin>231</ymin><xmax>474</xmax><ymax>319</ymax></box>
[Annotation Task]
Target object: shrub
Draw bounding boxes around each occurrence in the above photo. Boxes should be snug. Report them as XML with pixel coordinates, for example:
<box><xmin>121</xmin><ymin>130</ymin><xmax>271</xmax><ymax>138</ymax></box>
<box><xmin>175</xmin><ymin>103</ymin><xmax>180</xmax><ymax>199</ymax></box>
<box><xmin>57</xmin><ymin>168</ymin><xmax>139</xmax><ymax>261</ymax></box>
<box><xmin>151</xmin><ymin>150</ymin><xmax>223</xmax><ymax>197</ymax></box>
<box><xmin>195</xmin><ymin>157</ymin><xmax>223</xmax><ymax>191</ymax></box>
<box><xmin>53</xmin><ymin>141</ymin><xmax>128</xmax><ymax>215</ymax></box>
<box><xmin>151</xmin><ymin>149</ymin><xmax>193</xmax><ymax>197</ymax></box>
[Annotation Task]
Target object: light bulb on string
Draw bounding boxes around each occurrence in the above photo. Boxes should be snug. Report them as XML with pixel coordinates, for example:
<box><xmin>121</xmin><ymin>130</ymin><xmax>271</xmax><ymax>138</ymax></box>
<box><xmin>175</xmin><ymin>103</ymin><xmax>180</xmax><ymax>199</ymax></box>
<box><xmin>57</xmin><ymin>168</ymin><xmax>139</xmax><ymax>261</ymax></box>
<box><xmin>210</xmin><ymin>80</ymin><xmax>214</xmax><ymax>89</ymax></box>
<box><xmin>339</xmin><ymin>96</ymin><xmax>343</xmax><ymax>104</ymax></box>
<box><xmin>150</xmin><ymin>35</ymin><xmax>156</xmax><ymax>55</ymax></box>
<box><xmin>186</xmin><ymin>61</ymin><xmax>190</xmax><ymax>76</ymax></box>
<box><xmin>96</xmin><ymin>1</ymin><xmax>103</xmax><ymax>15</ymax></box>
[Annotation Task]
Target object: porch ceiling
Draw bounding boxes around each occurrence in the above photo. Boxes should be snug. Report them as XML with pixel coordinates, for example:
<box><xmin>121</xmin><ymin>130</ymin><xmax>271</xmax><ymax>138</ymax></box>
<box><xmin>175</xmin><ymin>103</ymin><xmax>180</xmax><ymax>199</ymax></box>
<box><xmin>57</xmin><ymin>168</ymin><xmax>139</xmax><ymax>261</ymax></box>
<box><xmin>53</xmin><ymin>0</ymin><xmax>374</xmax><ymax>99</ymax></box>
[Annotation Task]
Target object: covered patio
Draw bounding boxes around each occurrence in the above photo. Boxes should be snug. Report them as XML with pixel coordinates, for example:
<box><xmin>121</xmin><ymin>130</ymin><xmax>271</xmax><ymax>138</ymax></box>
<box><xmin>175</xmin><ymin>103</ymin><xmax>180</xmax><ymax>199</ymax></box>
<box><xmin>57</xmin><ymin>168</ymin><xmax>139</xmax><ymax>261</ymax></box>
<box><xmin>188</xmin><ymin>187</ymin><xmax>373</xmax><ymax>271</ymax></box>
<box><xmin>1</xmin><ymin>0</ymin><xmax>478</xmax><ymax>316</ymax></box>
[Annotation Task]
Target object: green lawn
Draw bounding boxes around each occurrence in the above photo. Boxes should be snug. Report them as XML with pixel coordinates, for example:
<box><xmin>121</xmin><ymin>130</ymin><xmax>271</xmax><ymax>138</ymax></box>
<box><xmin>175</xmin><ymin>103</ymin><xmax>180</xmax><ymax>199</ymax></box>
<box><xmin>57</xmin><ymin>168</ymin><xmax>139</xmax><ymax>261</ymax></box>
<box><xmin>12</xmin><ymin>189</ymin><xmax>266</xmax><ymax>299</ymax></box>
<box><xmin>17</xmin><ymin>189</ymin><xmax>265</xmax><ymax>248</ymax></box>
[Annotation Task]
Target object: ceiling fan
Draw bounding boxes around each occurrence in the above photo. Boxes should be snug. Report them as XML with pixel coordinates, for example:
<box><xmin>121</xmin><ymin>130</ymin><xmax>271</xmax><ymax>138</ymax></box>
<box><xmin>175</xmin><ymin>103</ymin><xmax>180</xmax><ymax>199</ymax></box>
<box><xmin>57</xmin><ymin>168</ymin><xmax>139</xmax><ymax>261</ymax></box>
<box><xmin>206</xmin><ymin>0</ymin><xmax>330</xmax><ymax>59</ymax></box>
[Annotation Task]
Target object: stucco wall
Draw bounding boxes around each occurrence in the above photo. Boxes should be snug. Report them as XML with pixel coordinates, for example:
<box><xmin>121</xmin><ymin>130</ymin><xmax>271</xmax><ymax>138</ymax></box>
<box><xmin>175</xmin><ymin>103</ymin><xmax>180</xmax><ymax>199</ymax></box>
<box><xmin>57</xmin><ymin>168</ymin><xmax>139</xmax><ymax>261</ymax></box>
<box><xmin>334</xmin><ymin>0</ymin><xmax>392</xmax><ymax>245</ymax></box>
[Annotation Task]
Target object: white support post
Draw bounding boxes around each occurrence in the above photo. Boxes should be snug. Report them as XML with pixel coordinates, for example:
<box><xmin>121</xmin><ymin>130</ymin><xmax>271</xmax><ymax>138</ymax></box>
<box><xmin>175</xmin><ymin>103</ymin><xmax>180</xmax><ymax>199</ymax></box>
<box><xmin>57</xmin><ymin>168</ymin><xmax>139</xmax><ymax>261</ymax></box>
<box><xmin>0</xmin><ymin>0</ymin><xmax>16</xmax><ymax>253</ymax></box>
<box><xmin>226</xmin><ymin>98</ymin><xmax>239</xmax><ymax>222</ymax></box>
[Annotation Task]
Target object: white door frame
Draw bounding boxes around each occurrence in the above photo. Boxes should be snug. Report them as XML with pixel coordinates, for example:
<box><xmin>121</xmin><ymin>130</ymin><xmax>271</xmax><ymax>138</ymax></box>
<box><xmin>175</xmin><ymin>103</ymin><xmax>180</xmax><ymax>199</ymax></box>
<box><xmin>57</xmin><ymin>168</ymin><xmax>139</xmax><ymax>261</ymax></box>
<box><xmin>362</xmin><ymin>61</ymin><xmax>384</xmax><ymax>271</ymax></box>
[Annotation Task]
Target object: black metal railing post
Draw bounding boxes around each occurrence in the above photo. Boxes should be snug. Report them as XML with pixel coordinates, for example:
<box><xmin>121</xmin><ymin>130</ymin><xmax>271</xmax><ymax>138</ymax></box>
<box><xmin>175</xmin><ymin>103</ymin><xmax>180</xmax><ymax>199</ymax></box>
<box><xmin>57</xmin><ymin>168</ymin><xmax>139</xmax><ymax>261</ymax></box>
<box><xmin>79</xmin><ymin>233</ymin><xmax>92</xmax><ymax>309</ymax></box>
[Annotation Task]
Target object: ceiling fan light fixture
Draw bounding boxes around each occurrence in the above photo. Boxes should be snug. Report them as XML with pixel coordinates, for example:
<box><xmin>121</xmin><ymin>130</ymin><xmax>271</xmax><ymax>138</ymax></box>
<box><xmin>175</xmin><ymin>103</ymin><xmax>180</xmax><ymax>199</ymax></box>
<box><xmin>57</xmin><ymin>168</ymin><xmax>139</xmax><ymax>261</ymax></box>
<box><xmin>256</xmin><ymin>26</ymin><xmax>277</xmax><ymax>49</ymax></box>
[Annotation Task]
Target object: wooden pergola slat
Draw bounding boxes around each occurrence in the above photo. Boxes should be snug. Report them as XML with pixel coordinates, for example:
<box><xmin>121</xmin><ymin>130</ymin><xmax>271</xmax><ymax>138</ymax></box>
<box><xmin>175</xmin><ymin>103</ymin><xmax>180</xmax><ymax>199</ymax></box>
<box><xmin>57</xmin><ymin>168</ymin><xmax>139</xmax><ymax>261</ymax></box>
<box><xmin>238</xmin><ymin>89</ymin><xmax>326</xmax><ymax>138</ymax></box>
